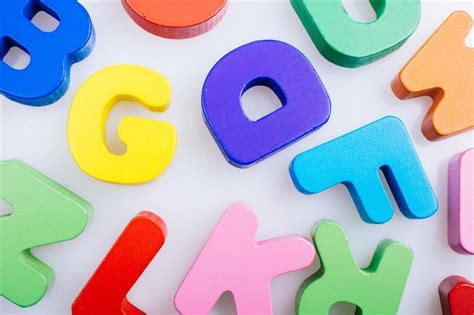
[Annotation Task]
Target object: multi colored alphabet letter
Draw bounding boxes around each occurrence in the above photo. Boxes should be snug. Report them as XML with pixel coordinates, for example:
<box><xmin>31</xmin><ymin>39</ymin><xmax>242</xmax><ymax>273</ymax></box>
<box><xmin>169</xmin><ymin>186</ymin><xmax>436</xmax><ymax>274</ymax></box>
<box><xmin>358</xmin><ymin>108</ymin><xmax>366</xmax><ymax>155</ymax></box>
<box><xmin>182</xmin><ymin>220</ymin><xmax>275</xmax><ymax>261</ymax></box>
<box><xmin>67</xmin><ymin>65</ymin><xmax>177</xmax><ymax>184</ymax></box>
<box><xmin>175</xmin><ymin>203</ymin><xmax>315</xmax><ymax>315</ymax></box>
<box><xmin>392</xmin><ymin>11</ymin><xmax>474</xmax><ymax>140</ymax></box>
<box><xmin>202</xmin><ymin>40</ymin><xmax>331</xmax><ymax>168</ymax></box>
<box><xmin>122</xmin><ymin>0</ymin><xmax>228</xmax><ymax>39</ymax></box>
<box><xmin>73</xmin><ymin>211</ymin><xmax>167</xmax><ymax>315</ymax></box>
<box><xmin>0</xmin><ymin>160</ymin><xmax>91</xmax><ymax>307</ymax></box>
<box><xmin>0</xmin><ymin>0</ymin><xmax>94</xmax><ymax>106</ymax></box>
<box><xmin>297</xmin><ymin>220</ymin><xmax>413</xmax><ymax>315</ymax></box>
<box><xmin>291</xmin><ymin>0</ymin><xmax>420</xmax><ymax>67</ymax></box>
<box><xmin>448</xmin><ymin>149</ymin><xmax>474</xmax><ymax>255</ymax></box>
<box><xmin>439</xmin><ymin>276</ymin><xmax>474</xmax><ymax>315</ymax></box>
<box><xmin>290</xmin><ymin>116</ymin><xmax>438</xmax><ymax>224</ymax></box>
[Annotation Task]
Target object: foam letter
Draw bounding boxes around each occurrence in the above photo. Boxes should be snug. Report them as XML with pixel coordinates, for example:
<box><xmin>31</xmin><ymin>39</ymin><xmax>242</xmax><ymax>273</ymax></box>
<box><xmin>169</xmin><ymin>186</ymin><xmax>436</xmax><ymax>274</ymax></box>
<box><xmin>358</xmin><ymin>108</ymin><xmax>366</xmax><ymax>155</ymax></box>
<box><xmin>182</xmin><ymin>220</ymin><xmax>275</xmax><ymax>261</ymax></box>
<box><xmin>297</xmin><ymin>220</ymin><xmax>413</xmax><ymax>315</ymax></box>
<box><xmin>0</xmin><ymin>0</ymin><xmax>94</xmax><ymax>106</ymax></box>
<box><xmin>175</xmin><ymin>203</ymin><xmax>315</xmax><ymax>314</ymax></box>
<box><xmin>0</xmin><ymin>160</ymin><xmax>91</xmax><ymax>307</ymax></box>
<box><xmin>67</xmin><ymin>65</ymin><xmax>177</xmax><ymax>184</ymax></box>
<box><xmin>202</xmin><ymin>40</ymin><xmax>331</xmax><ymax>168</ymax></box>
<box><xmin>291</xmin><ymin>0</ymin><xmax>420</xmax><ymax>67</ymax></box>
<box><xmin>392</xmin><ymin>11</ymin><xmax>474</xmax><ymax>140</ymax></box>
<box><xmin>290</xmin><ymin>116</ymin><xmax>438</xmax><ymax>224</ymax></box>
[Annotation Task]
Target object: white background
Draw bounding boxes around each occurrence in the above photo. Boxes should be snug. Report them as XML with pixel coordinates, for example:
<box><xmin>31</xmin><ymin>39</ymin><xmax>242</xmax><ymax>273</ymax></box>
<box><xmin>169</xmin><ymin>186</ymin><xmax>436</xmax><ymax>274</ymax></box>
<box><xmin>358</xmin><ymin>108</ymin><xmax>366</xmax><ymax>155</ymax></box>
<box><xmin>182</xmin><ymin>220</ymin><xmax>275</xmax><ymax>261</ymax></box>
<box><xmin>1</xmin><ymin>0</ymin><xmax>473</xmax><ymax>314</ymax></box>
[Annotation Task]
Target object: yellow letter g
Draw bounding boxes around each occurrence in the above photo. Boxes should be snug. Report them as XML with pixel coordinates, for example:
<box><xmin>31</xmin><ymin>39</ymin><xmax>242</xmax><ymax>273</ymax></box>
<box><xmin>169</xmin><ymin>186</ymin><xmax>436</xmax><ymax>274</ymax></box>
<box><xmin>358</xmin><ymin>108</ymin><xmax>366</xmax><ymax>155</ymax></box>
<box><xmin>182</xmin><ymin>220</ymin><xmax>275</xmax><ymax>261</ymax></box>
<box><xmin>68</xmin><ymin>65</ymin><xmax>176</xmax><ymax>184</ymax></box>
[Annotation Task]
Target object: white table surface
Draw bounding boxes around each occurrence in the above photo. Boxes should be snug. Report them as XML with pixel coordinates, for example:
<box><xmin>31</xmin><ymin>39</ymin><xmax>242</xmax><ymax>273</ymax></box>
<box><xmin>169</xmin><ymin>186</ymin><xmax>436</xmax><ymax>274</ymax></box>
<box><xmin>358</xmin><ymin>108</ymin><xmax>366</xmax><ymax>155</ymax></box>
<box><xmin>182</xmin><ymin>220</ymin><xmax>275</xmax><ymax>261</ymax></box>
<box><xmin>1</xmin><ymin>0</ymin><xmax>473</xmax><ymax>314</ymax></box>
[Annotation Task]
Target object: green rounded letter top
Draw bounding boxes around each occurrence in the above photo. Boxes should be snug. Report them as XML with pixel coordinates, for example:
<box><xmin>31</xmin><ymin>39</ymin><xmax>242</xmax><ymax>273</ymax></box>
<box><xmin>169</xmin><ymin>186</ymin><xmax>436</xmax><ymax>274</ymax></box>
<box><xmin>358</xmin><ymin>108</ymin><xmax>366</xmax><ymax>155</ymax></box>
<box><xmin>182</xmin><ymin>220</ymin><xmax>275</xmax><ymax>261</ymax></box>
<box><xmin>0</xmin><ymin>160</ymin><xmax>92</xmax><ymax>307</ymax></box>
<box><xmin>297</xmin><ymin>220</ymin><xmax>413</xmax><ymax>315</ymax></box>
<box><xmin>291</xmin><ymin>0</ymin><xmax>421</xmax><ymax>67</ymax></box>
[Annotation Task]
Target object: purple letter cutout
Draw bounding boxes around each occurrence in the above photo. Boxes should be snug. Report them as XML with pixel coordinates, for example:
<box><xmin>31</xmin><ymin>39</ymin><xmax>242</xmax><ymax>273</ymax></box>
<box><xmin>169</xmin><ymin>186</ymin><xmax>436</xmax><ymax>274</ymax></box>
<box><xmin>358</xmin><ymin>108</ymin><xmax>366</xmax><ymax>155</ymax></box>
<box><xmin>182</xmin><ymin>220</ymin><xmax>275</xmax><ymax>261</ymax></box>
<box><xmin>202</xmin><ymin>40</ymin><xmax>331</xmax><ymax>168</ymax></box>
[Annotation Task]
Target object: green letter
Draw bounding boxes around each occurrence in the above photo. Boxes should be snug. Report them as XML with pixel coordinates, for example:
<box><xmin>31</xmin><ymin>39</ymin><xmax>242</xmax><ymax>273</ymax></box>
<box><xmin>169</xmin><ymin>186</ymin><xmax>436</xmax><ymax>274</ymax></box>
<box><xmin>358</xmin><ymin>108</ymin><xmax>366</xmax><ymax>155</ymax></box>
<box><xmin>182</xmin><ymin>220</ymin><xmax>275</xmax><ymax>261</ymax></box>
<box><xmin>291</xmin><ymin>0</ymin><xmax>421</xmax><ymax>67</ymax></box>
<box><xmin>297</xmin><ymin>220</ymin><xmax>413</xmax><ymax>314</ymax></box>
<box><xmin>0</xmin><ymin>160</ymin><xmax>92</xmax><ymax>307</ymax></box>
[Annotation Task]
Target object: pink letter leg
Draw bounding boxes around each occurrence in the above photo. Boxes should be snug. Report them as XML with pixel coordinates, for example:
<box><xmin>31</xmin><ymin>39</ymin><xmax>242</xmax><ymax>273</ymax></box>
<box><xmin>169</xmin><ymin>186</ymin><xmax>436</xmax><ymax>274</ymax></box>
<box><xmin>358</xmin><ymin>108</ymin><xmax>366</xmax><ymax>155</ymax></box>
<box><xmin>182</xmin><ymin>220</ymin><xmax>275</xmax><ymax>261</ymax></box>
<box><xmin>174</xmin><ymin>203</ymin><xmax>315</xmax><ymax>314</ymax></box>
<box><xmin>448</xmin><ymin>148</ymin><xmax>474</xmax><ymax>255</ymax></box>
